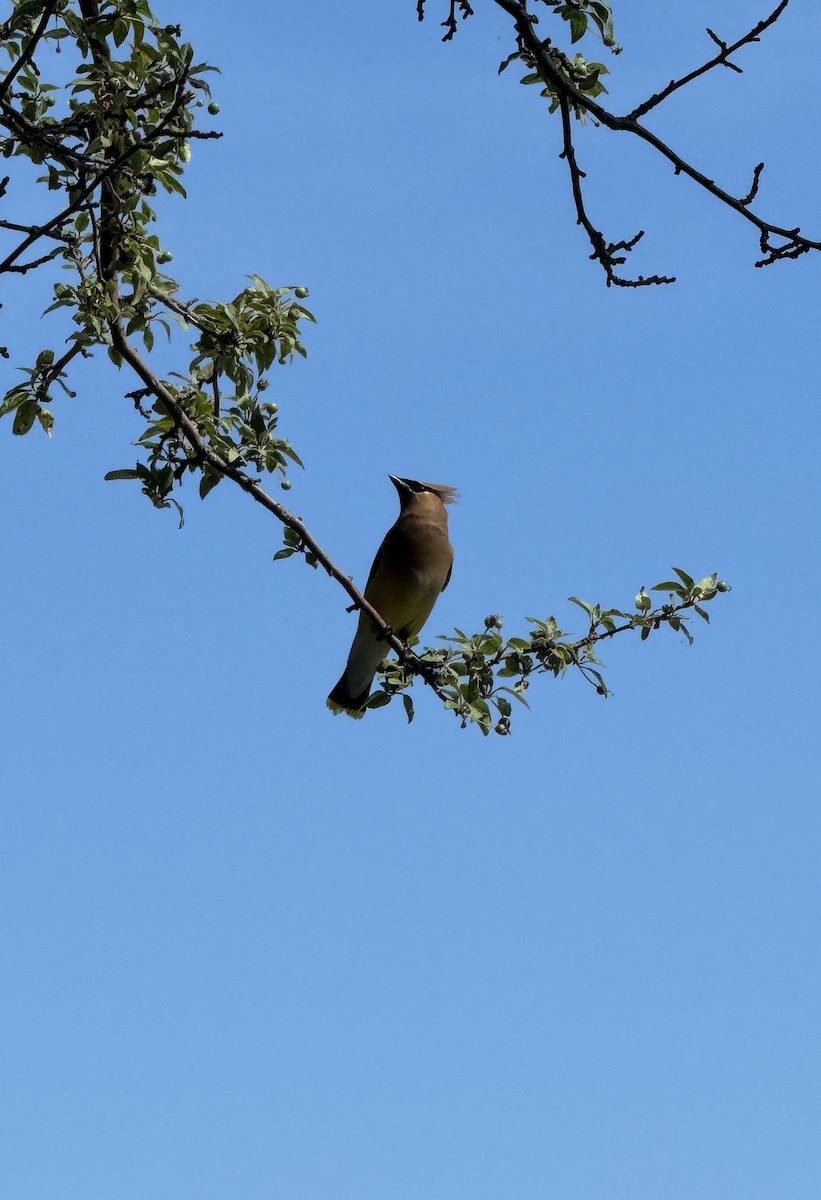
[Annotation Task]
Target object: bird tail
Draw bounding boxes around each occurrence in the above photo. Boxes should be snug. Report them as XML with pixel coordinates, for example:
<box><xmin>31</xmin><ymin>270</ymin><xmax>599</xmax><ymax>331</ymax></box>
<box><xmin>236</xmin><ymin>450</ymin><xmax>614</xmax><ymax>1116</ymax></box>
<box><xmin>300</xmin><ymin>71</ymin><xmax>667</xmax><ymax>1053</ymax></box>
<box><xmin>326</xmin><ymin>676</ymin><xmax>369</xmax><ymax>719</ymax></box>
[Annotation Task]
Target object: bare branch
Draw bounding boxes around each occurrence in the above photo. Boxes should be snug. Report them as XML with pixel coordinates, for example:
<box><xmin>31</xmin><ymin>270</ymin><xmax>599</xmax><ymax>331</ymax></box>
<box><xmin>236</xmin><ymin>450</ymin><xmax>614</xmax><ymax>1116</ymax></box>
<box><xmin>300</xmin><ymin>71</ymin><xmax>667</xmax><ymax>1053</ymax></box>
<box><xmin>740</xmin><ymin>162</ymin><xmax>765</xmax><ymax>208</ymax></box>
<box><xmin>491</xmin><ymin>0</ymin><xmax>820</xmax><ymax>282</ymax></box>
<box><xmin>440</xmin><ymin>0</ymin><xmax>474</xmax><ymax>42</ymax></box>
<box><xmin>0</xmin><ymin>217</ymin><xmax>72</xmax><ymax>240</ymax></box>
<box><xmin>418</xmin><ymin>0</ymin><xmax>474</xmax><ymax>39</ymax></box>
<box><xmin>558</xmin><ymin>95</ymin><xmax>675</xmax><ymax>287</ymax></box>
<box><xmin>3</xmin><ymin>245</ymin><xmax>61</xmax><ymax>273</ymax></box>
<box><xmin>629</xmin><ymin>2</ymin><xmax>789</xmax><ymax>120</ymax></box>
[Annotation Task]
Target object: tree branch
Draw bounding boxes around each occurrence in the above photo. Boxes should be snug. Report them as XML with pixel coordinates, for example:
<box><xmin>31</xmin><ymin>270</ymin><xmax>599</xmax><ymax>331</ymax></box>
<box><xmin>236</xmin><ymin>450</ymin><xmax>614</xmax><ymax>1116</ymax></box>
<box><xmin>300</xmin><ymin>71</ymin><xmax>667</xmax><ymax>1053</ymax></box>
<box><xmin>2</xmin><ymin>244</ymin><xmax>61</xmax><ymax>273</ymax></box>
<box><xmin>0</xmin><ymin>74</ymin><xmax>193</xmax><ymax>274</ymax></box>
<box><xmin>42</xmin><ymin>340</ymin><xmax>85</xmax><ymax>390</ymax></box>
<box><xmin>108</xmin><ymin>320</ymin><xmax>450</xmax><ymax>700</ymax></box>
<box><xmin>558</xmin><ymin>93</ymin><xmax>675</xmax><ymax>287</ymax></box>
<box><xmin>628</xmin><ymin>2</ymin><xmax>789</xmax><ymax>121</ymax></box>
<box><xmin>418</xmin><ymin>0</ymin><xmax>474</xmax><ymax>41</ymax></box>
<box><xmin>0</xmin><ymin>1</ymin><xmax>59</xmax><ymax>106</ymax></box>
<box><xmin>490</xmin><ymin>0</ymin><xmax>818</xmax><ymax>280</ymax></box>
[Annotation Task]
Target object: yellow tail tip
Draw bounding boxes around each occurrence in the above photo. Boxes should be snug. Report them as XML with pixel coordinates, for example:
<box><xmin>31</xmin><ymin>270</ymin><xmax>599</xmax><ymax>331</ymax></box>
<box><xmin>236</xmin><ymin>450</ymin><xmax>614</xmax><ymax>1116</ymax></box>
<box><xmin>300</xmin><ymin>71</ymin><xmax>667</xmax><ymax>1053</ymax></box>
<box><xmin>326</xmin><ymin>696</ymin><xmax>366</xmax><ymax>719</ymax></box>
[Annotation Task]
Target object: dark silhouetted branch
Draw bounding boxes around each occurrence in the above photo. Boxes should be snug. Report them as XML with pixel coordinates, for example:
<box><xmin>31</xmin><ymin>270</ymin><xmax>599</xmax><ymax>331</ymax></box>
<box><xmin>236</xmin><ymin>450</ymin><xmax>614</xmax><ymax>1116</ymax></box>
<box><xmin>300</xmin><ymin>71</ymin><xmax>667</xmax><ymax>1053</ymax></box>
<box><xmin>558</xmin><ymin>94</ymin><xmax>675</xmax><ymax>287</ymax></box>
<box><xmin>628</xmin><ymin>2</ymin><xmax>789</xmax><ymax>120</ymax></box>
<box><xmin>490</xmin><ymin>0</ymin><xmax>819</xmax><ymax>282</ymax></box>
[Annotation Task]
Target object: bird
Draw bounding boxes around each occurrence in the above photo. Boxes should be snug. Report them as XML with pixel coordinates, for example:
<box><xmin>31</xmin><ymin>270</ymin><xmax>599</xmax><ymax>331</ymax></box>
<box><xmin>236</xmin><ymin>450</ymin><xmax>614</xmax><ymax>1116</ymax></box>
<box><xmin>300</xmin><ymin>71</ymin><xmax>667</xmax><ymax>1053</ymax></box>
<box><xmin>327</xmin><ymin>475</ymin><xmax>457</xmax><ymax>718</ymax></box>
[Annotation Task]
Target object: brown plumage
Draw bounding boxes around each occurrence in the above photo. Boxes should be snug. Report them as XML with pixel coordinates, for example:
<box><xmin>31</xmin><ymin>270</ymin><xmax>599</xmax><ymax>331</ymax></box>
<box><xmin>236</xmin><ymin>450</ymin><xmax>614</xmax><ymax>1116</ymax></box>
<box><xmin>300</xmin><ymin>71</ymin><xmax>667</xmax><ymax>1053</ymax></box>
<box><xmin>327</xmin><ymin>475</ymin><xmax>457</xmax><ymax>718</ymax></box>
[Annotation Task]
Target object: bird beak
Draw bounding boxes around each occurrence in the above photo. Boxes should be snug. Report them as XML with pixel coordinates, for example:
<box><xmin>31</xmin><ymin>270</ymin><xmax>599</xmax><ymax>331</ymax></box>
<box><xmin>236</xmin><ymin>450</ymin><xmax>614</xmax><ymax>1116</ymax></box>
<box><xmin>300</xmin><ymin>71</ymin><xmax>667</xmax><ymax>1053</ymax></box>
<box><xmin>388</xmin><ymin>474</ymin><xmax>412</xmax><ymax>496</ymax></box>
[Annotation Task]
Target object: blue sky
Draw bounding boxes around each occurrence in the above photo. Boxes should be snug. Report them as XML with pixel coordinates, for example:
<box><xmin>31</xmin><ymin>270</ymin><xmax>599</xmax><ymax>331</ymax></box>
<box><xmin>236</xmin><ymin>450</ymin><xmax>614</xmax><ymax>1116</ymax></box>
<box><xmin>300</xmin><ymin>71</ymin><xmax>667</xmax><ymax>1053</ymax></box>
<box><xmin>2</xmin><ymin>2</ymin><xmax>820</xmax><ymax>1197</ymax></box>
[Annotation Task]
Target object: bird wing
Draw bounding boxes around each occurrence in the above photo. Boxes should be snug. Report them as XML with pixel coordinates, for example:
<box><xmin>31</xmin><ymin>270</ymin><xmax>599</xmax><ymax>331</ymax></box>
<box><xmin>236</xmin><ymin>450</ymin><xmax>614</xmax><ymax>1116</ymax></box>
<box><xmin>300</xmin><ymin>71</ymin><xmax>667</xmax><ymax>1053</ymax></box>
<box><xmin>363</xmin><ymin>542</ymin><xmax>384</xmax><ymax>593</ymax></box>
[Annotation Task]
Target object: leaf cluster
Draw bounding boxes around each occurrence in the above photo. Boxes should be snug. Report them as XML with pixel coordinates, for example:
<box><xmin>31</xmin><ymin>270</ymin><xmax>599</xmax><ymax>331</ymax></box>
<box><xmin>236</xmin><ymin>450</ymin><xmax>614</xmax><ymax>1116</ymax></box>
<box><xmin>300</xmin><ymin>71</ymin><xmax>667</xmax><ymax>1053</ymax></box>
<box><xmin>494</xmin><ymin>0</ymin><xmax>620</xmax><ymax>121</ymax></box>
<box><xmin>363</xmin><ymin>570</ymin><xmax>731</xmax><ymax>735</ymax></box>
<box><xmin>1</xmin><ymin>2</ymin><xmax>314</xmax><ymax>523</ymax></box>
<box><xmin>501</xmin><ymin>42</ymin><xmax>609</xmax><ymax>119</ymax></box>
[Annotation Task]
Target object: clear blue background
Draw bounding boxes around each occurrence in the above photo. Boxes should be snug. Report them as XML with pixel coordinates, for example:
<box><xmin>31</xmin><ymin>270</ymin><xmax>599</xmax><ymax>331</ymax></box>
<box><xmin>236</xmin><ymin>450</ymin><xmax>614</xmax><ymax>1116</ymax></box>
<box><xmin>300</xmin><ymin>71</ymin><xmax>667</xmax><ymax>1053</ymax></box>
<box><xmin>2</xmin><ymin>2</ymin><xmax>820</xmax><ymax>1197</ymax></box>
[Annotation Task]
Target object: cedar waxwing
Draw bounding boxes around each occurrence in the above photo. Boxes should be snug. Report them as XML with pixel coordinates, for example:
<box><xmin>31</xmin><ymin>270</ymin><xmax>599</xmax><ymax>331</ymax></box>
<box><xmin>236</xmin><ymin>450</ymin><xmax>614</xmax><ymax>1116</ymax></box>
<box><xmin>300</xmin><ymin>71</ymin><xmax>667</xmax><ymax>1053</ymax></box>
<box><xmin>327</xmin><ymin>475</ymin><xmax>457</xmax><ymax>718</ymax></box>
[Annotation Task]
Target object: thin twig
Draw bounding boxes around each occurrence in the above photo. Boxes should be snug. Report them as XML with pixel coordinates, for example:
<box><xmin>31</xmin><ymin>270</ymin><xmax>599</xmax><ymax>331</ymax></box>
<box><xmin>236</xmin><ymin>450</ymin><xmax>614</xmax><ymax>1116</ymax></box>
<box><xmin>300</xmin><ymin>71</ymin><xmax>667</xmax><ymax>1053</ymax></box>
<box><xmin>491</xmin><ymin>0</ymin><xmax>819</xmax><ymax>278</ymax></box>
<box><xmin>740</xmin><ymin>162</ymin><xmax>765</xmax><ymax>207</ymax></box>
<box><xmin>0</xmin><ymin>218</ymin><xmax>70</xmax><ymax>238</ymax></box>
<box><xmin>148</xmin><ymin>288</ymin><xmax>209</xmax><ymax>331</ymax></box>
<box><xmin>440</xmin><ymin>0</ymin><xmax>474</xmax><ymax>42</ymax></box>
<box><xmin>43</xmin><ymin>340</ymin><xmax>84</xmax><ymax>385</ymax></box>
<box><xmin>4</xmin><ymin>245</ymin><xmax>61</xmax><ymax>273</ymax></box>
<box><xmin>558</xmin><ymin>94</ymin><xmax>675</xmax><ymax>287</ymax></box>
<box><xmin>628</xmin><ymin>2</ymin><xmax>789</xmax><ymax>120</ymax></box>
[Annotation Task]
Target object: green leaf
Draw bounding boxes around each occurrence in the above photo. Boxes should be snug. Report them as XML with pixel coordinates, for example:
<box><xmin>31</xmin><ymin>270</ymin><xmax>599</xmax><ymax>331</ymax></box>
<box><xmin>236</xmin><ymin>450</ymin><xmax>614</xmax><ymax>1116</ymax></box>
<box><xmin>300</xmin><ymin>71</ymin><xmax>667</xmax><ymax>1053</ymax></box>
<box><xmin>104</xmin><ymin>469</ymin><xmax>140</xmax><ymax>481</ymax></box>
<box><xmin>273</xmin><ymin>548</ymin><xmax>296</xmax><ymax>560</ymax></box>
<box><xmin>402</xmin><ymin>694</ymin><xmax>414</xmax><ymax>724</ymax></box>
<box><xmin>12</xmin><ymin>399</ymin><xmax>38</xmax><ymax>435</ymax></box>
<box><xmin>588</xmin><ymin>669</ymin><xmax>609</xmax><ymax>697</ymax></box>
<box><xmin>199</xmin><ymin>471</ymin><xmax>221</xmax><ymax>499</ymax></box>
<box><xmin>281</xmin><ymin>443</ymin><xmax>304</xmax><ymax>468</ymax></box>
<box><xmin>567</xmin><ymin>596</ymin><xmax>594</xmax><ymax>617</ymax></box>
<box><xmin>565</xmin><ymin>10</ymin><xmax>587</xmax><ymax>42</ymax></box>
<box><xmin>0</xmin><ymin>386</ymin><xmax>31</xmax><ymax>417</ymax></box>
<box><xmin>498</xmin><ymin>50</ymin><xmax>521</xmax><ymax>74</ymax></box>
<box><xmin>672</xmin><ymin>567</ymin><xmax>694</xmax><ymax>588</ymax></box>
